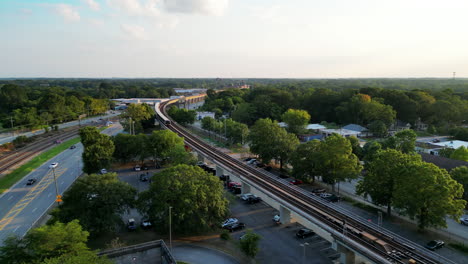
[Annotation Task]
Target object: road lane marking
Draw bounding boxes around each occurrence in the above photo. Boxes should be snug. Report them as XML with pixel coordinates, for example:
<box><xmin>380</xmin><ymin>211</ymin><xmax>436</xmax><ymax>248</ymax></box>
<box><xmin>13</xmin><ymin>226</ymin><xmax>20</xmax><ymax>232</ymax></box>
<box><xmin>61</xmin><ymin>181</ymin><xmax>64</xmax><ymax>185</ymax></box>
<box><xmin>0</xmin><ymin>167</ymin><xmax>68</xmax><ymax>231</ymax></box>
<box><xmin>32</xmin><ymin>208</ymin><xmax>37</xmax><ymax>213</ymax></box>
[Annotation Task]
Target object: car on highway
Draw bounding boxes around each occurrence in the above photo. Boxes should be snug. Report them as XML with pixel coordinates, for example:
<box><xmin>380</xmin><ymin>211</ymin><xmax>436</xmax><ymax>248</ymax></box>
<box><xmin>290</xmin><ymin>179</ymin><xmax>303</xmax><ymax>185</ymax></box>
<box><xmin>134</xmin><ymin>165</ymin><xmax>141</xmax><ymax>171</ymax></box>
<box><xmin>424</xmin><ymin>240</ymin><xmax>444</xmax><ymax>250</ymax></box>
<box><xmin>100</xmin><ymin>168</ymin><xmax>107</xmax><ymax>174</ymax></box>
<box><xmin>226</xmin><ymin>222</ymin><xmax>246</xmax><ymax>232</ymax></box>
<box><xmin>221</xmin><ymin>218</ymin><xmax>239</xmax><ymax>228</ymax></box>
<box><xmin>296</xmin><ymin>228</ymin><xmax>315</xmax><ymax>239</ymax></box>
<box><xmin>141</xmin><ymin>219</ymin><xmax>152</xmax><ymax>229</ymax></box>
<box><xmin>460</xmin><ymin>217</ymin><xmax>468</xmax><ymax>226</ymax></box>
<box><xmin>70</xmin><ymin>145</ymin><xmax>76</xmax><ymax>149</ymax></box>
<box><xmin>49</xmin><ymin>162</ymin><xmax>58</xmax><ymax>169</ymax></box>
<box><xmin>26</xmin><ymin>178</ymin><xmax>37</xmax><ymax>185</ymax></box>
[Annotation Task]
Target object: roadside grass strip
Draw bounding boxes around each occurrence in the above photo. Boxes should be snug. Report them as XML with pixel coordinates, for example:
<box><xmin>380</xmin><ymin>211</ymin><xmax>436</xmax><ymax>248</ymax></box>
<box><xmin>0</xmin><ymin>137</ymin><xmax>80</xmax><ymax>195</ymax></box>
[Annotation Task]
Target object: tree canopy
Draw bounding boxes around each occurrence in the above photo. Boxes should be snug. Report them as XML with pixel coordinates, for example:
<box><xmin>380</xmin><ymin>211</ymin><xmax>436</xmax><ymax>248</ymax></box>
<box><xmin>50</xmin><ymin>173</ymin><xmax>136</xmax><ymax>235</ymax></box>
<box><xmin>281</xmin><ymin>109</ymin><xmax>310</xmax><ymax>135</ymax></box>
<box><xmin>79</xmin><ymin>127</ymin><xmax>115</xmax><ymax>174</ymax></box>
<box><xmin>137</xmin><ymin>164</ymin><xmax>228</xmax><ymax>234</ymax></box>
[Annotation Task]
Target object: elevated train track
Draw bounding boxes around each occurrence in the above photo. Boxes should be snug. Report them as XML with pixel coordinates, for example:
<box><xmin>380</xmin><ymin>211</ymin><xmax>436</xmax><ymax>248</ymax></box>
<box><xmin>156</xmin><ymin>99</ymin><xmax>455</xmax><ymax>264</ymax></box>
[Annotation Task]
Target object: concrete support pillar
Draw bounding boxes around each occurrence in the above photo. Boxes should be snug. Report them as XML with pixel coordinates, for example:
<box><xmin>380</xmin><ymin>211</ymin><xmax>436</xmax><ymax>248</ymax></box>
<box><xmin>280</xmin><ymin>205</ymin><xmax>291</xmax><ymax>224</ymax></box>
<box><xmin>216</xmin><ymin>166</ymin><xmax>224</xmax><ymax>177</ymax></box>
<box><xmin>337</xmin><ymin>243</ymin><xmax>356</xmax><ymax>264</ymax></box>
<box><xmin>241</xmin><ymin>183</ymin><xmax>251</xmax><ymax>194</ymax></box>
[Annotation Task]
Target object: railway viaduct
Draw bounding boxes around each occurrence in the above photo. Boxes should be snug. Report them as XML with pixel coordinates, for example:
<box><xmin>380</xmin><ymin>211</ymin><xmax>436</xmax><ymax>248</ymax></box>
<box><xmin>196</xmin><ymin>153</ymin><xmax>373</xmax><ymax>264</ymax></box>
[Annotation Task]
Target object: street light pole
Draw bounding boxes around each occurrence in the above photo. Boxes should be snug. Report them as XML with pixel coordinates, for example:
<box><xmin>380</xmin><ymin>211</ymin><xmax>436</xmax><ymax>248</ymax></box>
<box><xmin>169</xmin><ymin>206</ymin><xmax>172</xmax><ymax>251</ymax></box>
<box><xmin>300</xmin><ymin>242</ymin><xmax>309</xmax><ymax>264</ymax></box>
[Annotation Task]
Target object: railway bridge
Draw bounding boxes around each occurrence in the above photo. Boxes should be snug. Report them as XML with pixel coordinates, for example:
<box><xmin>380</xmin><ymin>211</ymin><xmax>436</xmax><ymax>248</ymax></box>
<box><xmin>155</xmin><ymin>98</ymin><xmax>455</xmax><ymax>264</ymax></box>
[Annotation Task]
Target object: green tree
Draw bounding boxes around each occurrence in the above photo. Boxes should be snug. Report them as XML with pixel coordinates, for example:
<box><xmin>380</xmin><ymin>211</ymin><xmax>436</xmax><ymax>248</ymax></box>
<box><xmin>137</xmin><ymin>165</ymin><xmax>228</xmax><ymax>234</ymax></box>
<box><xmin>121</xmin><ymin>103</ymin><xmax>154</xmax><ymax>133</ymax></box>
<box><xmin>438</xmin><ymin>148</ymin><xmax>455</xmax><ymax>158</ymax></box>
<box><xmin>231</xmin><ymin>103</ymin><xmax>257</xmax><ymax>126</ymax></box>
<box><xmin>249</xmin><ymin>118</ymin><xmax>299</xmax><ymax>169</ymax></box>
<box><xmin>347</xmin><ymin>136</ymin><xmax>363</xmax><ymax>159</ymax></box>
<box><xmin>450</xmin><ymin>146</ymin><xmax>468</xmax><ymax>162</ymax></box>
<box><xmin>80</xmin><ymin>127</ymin><xmax>115</xmax><ymax>174</ymax></box>
<box><xmin>362</xmin><ymin>141</ymin><xmax>382</xmax><ymax>162</ymax></box>
<box><xmin>393</xmin><ymin>162</ymin><xmax>465</xmax><ymax>229</ymax></box>
<box><xmin>451</xmin><ymin>166</ymin><xmax>468</xmax><ymax>203</ymax></box>
<box><xmin>41</xmin><ymin>251</ymin><xmax>112</xmax><ymax>264</ymax></box>
<box><xmin>167</xmin><ymin>106</ymin><xmax>196</xmax><ymax>125</ymax></box>
<box><xmin>50</xmin><ymin>174</ymin><xmax>136</xmax><ymax>235</ymax></box>
<box><xmin>368</xmin><ymin>120</ymin><xmax>388</xmax><ymax>138</ymax></box>
<box><xmin>112</xmin><ymin>133</ymin><xmax>142</xmax><ymax>162</ymax></box>
<box><xmin>319</xmin><ymin>134</ymin><xmax>362</xmax><ymax>191</ymax></box>
<box><xmin>383</xmin><ymin>129</ymin><xmax>417</xmax><ymax>154</ymax></box>
<box><xmin>281</xmin><ymin>109</ymin><xmax>310</xmax><ymax>135</ymax></box>
<box><xmin>0</xmin><ymin>221</ymin><xmax>89</xmax><ymax>264</ymax></box>
<box><xmin>357</xmin><ymin>149</ymin><xmax>421</xmax><ymax>216</ymax></box>
<box><xmin>291</xmin><ymin>140</ymin><xmax>322</xmax><ymax>182</ymax></box>
<box><xmin>239</xmin><ymin>230</ymin><xmax>261</xmax><ymax>258</ymax></box>
<box><xmin>147</xmin><ymin>130</ymin><xmax>194</xmax><ymax>165</ymax></box>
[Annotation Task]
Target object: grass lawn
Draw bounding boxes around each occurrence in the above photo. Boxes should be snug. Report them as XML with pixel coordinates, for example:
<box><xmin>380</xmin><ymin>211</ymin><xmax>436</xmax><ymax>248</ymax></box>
<box><xmin>415</xmin><ymin>131</ymin><xmax>433</xmax><ymax>137</ymax></box>
<box><xmin>0</xmin><ymin>137</ymin><xmax>81</xmax><ymax>195</ymax></box>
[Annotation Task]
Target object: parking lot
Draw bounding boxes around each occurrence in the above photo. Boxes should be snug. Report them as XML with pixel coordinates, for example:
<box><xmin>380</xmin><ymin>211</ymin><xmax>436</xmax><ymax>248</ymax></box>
<box><xmin>228</xmin><ymin>193</ymin><xmax>338</xmax><ymax>264</ymax></box>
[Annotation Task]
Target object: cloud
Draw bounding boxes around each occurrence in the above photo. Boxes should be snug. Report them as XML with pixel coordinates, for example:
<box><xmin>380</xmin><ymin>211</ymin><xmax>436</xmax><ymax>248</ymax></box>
<box><xmin>83</xmin><ymin>0</ymin><xmax>100</xmax><ymax>11</ymax></box>
<box><xmin>19</xmin><ymin>8</ymin><xmax>33</xmax><ymax>15</ymax></box>
<box><xmin>107</xmin><ymin>0</ymin><xmax>161</xmax><ymax>17</ymax></box>
<box><xmin>120</xmin><ymin>24</ymin><xmax>148</xmax><ymax>39</ymax></box>
<box><xmin>164</xmin><ymin>0</ymin><xmax>229</xmax><ymax>16</ymax></box>
<box><xmin>54</xmin><ymin>4</ymin><xmax>80</xmax><ymax>22</ymax></box>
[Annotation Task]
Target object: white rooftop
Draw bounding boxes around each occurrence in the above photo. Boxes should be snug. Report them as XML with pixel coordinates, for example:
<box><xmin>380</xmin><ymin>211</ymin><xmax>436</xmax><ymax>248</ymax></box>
<box><xmin>278</xmin><ymin>122</ymin><xmax>288</xmax><ymax>128</ymax></box>
<box><xmin>432</xmin><ymin>140</ymin><xmax>468</xmax><ymax>149</ymax></box>
<box><xmin>321</xmin><ymin>128</ymin><xmax>361</xmax><ymax>136</ymax></box>
<box><xmin>307</xmin><ymin>124</ymin><xmax>326</xmax><ymax>130</ymax></box>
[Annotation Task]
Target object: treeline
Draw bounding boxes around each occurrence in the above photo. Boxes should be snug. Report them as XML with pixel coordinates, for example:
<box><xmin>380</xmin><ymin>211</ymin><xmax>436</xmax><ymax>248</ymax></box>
<box><xmin>0</xmin><ymin>84</ymin><xmax>109</xmax><ymax>129</ymax></box>
<box><xmin>248</xmin><ymin>118</ymin><xmax>467</xmax><ymax>229</ymax></box>
<box><xmin>201</xmin><ymin>86</ymin><xmax>468</xmax><ymax>136</ymax></box>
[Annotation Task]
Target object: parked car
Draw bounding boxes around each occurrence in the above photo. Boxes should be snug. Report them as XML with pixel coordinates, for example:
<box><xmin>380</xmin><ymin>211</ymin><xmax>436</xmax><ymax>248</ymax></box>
<box><xmin>322</xmin><ymin>194</ymin><xmax>340</xmax><ymax>203</ymax></box>
<box><xmin>247</xmin><ymin>159</ymin><xmax>257</xmax><ymax>165</ymax></box>
<box><xmin>134</xmin><ymin>165</ymin><xmax>141</xmax><ymax>171</ymax></box>
<box><xmin>228</xmin><ymin>182</ymin><xmax>241</xmax><ymax>189</ymax></box>
<box><xmin>460</xmin><ymin>217</ymin><xmax>468</xmax><ymax>226</ymax></box>
<box><xmin>100</xmin><ymin>168</ymin><xmax>108</xmax><ymax>174</ymax></box>
<box><xmin>244</xmin><ymin>157</ymin><xmax>254</xmax><ymax>162</ymax></box>
<box><xmin>296</xmin><ymin>228</ymin><xmax>315</xmax><ymax>239</ymax></box>
<box><xmin>246</xmin><ymin>195</ymin><xmax>262</xmax><ymax>204</ymax></box>
<box><xmin>127</xmin><ymin>218</ymin><xmax>137</xmax><ymax>231</ymax></box>
<box><xmin>311</xmin><ymin>188</ymin><xmax>326</xmax><ymax>194</ymax></box>
<box><xmin>49</xmin><ymin>162</ymin><xmax>58</xmax><ymax>169</ymax></box>
<box><xmin>139</xmin><ymin>174</ymin><xmax>149</xmax><ymax>182</ymax></box>
<box><xmin>227</xmin><ymin>222</ymin><xmax>246</xmax><ymax>232</ymax></box>
<box><xmin>273</xmin><ymin>215</ymin><xmax>281</xmax><ymax>224</ymax></box>
<box><xmin>424</xmin><ymin>240</ymin><xmax>444</xmax><ymax>250</ymax></box>
<box><xmin>141</xmin><ymin>219</ymin><xmax>152</xmax><ymax>229</ymax></box>
<box><xmin>240</xmin><ymin>193</ymin><xmax>253</xmax><ymax>201</ymax></box>
<box><xmin>26</xmin><ymin>178</ymin><xmax>37</xmax><ymax>185</ymax></box>
<box><xmin>221</xmin><ymin>218</ymin><xmax>239</xmax><ymax>228</ymax></box>
<box><xmin>290</xmin><ymin>179</ymin><xmax>303</xmax><ymax>185</ymax></box>
<box><xmin>69</xmin><ymin>145</ymin><xmax>76</xmax><ymax>149</ymax></box>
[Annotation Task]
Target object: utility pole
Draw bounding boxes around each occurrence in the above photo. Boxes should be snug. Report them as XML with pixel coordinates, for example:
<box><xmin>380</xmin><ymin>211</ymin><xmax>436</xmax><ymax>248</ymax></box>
<box><xmin>169</xmin><ymin>206</ymin><xmax>173</xmax><ymax>251</ymax></box>
<box><xmin>129</xmin><ymin>117</ymin><xmax>132</xmax><ymax>135</ymax></box>
<box><xmin>10</xmin><ymin>116</ymin><xmax>14</xmax><ymax>137</ymax></box>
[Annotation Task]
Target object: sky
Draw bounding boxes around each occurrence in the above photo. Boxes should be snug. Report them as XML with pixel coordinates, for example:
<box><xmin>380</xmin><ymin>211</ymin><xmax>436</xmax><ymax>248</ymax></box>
<box><xmin>1</xmin><ymin>0</ymin><xmax>468</xmax><ymax>78</ymax></box>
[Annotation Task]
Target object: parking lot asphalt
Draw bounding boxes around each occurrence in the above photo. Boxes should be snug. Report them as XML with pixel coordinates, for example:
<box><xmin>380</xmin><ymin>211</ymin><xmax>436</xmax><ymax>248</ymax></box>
<box><xmin>229</xmin><ymin>195</ymin><xmax>336</xmax><ymax>264</ymax></box>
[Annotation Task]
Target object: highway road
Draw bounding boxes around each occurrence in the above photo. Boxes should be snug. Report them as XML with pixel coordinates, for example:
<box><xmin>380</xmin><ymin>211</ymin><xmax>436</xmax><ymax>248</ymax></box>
<box><xmin>0</xmin><ymin>111</ymin><xmax>121</xmax><ymax>145</ymax></box>
<box><xmin>0</xmin><ymin>123</ymin><xmax>123</xmax><ymax>245</ymax></box>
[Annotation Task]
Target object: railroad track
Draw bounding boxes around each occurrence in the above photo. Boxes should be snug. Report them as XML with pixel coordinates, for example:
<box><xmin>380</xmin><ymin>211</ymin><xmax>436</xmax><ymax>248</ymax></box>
<box><xmin>0</xmin><ymin>128</ymin><xmax>82</xmax><ymax>175</ymax></box>
<box><xmin>157</xmin><ymin>100</ymin><xmax>455</xmax><ymax>264</ymax></box>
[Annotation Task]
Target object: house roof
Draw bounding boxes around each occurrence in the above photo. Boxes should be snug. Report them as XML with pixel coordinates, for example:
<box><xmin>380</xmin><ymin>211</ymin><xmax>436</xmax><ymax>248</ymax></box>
<box><xmin>321</xmin><ymin>128</ymin><xmax>361</xmax><ymax>136</ymax></box>
<box><xmin>277</xmin><ymin>122</ymin><xmax>288</xmax><ymax>128</ymax></box>
<box><xmin>420</xmin><ymin>153</ymin><xmax>468</xmax><ymax>171</ymax></box>
<box><xmin>307</xmin><ymin>124</ymin><xmax>326</xmax><ymax>130</ymax></box>
<box><xmin>342</xmin><ymin>124</ymin><xmax>368</xmax><ymax>132</ymax></box>
<box><xmin>432</xmin><ymin>140</ymin><xmax>468</xmax><ymax>149</ymax></box>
